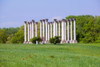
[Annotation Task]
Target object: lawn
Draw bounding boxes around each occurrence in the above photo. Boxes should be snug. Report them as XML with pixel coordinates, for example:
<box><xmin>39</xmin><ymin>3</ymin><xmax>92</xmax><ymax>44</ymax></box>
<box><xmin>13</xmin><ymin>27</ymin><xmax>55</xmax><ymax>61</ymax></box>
<box><xmin>0</xmin><ymin>43</ymin><xmax>100</xmax><ymax>67</ymax></box>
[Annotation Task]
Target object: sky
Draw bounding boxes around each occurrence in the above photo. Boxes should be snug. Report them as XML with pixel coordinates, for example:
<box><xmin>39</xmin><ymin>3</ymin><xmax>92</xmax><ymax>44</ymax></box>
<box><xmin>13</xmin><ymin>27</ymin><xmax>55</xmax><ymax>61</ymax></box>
<box><xmin>0</xmin><ymin>0</ymin><xmax>100</xmax><ymax>28</ymax></box>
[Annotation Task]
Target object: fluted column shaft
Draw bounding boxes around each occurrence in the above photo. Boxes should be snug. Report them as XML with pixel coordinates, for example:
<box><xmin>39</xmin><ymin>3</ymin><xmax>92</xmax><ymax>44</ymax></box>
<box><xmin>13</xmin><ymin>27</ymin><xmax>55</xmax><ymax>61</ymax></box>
<box><xmin>64</xmin><ymin>22</ymin><xmax>66</xmax><ymax>40</ymax></box>
<box><xmin>40</xmin><ymin>21</ymin><xmax>42</xmax><ymax>38</ymax></box>
<box><xmin>74</xmin><ymin>19</ymin><xmax>76</xmax><ymax>40</ymax></box>
<box><xmin>35</xmin><ymin>23</ymin><xmax>38</xmax><ymax>37</ymax></box>
<box><xmin>24</xmin><ymin>21</ymin><xmax>27</xmax><ymax>42</ymax></box>
<box><xmin>42</xmin><ymin>20</ymin><xmax>45</xmax><ymax>41</ymax></box>
<box><xmin>67</xmin><ymin>20</ymin><xmax>70</xmax><ymax>40</ymax></box>
<box><xmin>45</xmin><ymin>20</ymin><xmax>48</xmax><ymax>41</ymax></box>
<box><xmin>48</xmin><ymin>23</ymin><xmax>50</xmax><ymax>40</ymax></box>
<box><xmin>70</xmin><ymin>20</ymin><xmax>73</xmax><ymax>40</ymax></box>
<box><xmin>50</xmin><ymin>22</ymin><xmax>53</xmax><ymax>38</ymax></box>
<box><xmin>32</xmin><ymin>21</ymin><xmax>34</xmax><ymax>38</ymax></box>
<box><xmin>28</xmin><ymin>22</ymin><xmax>30</xmax><ymax>42</ymax></box>
<box><xmin>59</xmin><ymin>22</ymin><xmax>61</xmax><ymax>36</ymax></box>
<box><xmin>62</xmin><ymin>21</ymin><xmax>64</xmax><ymax>41</ymax></box>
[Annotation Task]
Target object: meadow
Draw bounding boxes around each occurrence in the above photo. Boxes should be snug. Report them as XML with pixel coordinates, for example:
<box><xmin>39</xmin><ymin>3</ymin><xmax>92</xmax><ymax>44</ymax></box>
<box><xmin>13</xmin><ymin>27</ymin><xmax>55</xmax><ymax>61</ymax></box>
<box><xmin>0</xmin><ymin>43</ymin><xmax>100</xmax><ymax>67</ymax></box>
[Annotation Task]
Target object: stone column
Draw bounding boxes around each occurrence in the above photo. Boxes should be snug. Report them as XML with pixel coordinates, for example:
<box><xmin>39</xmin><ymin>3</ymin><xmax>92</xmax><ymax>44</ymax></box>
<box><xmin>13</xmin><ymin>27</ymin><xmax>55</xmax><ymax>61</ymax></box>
<box><xmin>42</xmin><ymin>19</ymin><xmax>45</xmax><ymax>41</ymax></box>
<box><xmin>64</xmin><ymin>21</ymin><xmax>66</xmax><ymax>41</ymax></box>
<box><xmin>53</xmin><ymin>19</ymin><xmax>57</xmax><ymax>37</ymax></box>
<box><xmin>73</xmin><ymin>18</ymin><xmax>76</xmax><ymax>40</ymax></box>
<box><xmin>61</xmin><ymin>19</ymin><xmax>65</xmax><ymax>42</ymax></box>
<box><xmin>28</xmin><ymin>22</ymin><xmax>30</xmax><ymax>42</ymax></box>
<box><xmin>30</xmin><ymin>22</ymin><xmax>32</xmax><ymax>39</ymax></box>
<box><xmin>48</xmin><ymin>22</ymin><xmax>50</xmax><ymax>40</ymax></box>
<box><xmin>50</xmin><ymin>22</ymin><xmax>53</xmax><ymax>38</ymax></box>
<box><xmin>45</xmin><ymin>19</ymin><xmax>48</xmax><ymax>41</ymax></box>
<box><xmin>58</xmin><ymin>21</ymin><xmax>61</xmax><ymax>36</ymax></box>
<box><xmin>67</xmin><ymin>19</ymin><xmax>70</xmax><ymax>41</ymax></box>
<box><xmin>35</xmin><ymin>22</ymin><xmax>38</xmax><ymax>37</ymax></box>
<box><xmin>70</xmin><ymin>19</ymin><xmax>73</xmax><ymax>41</ymax></box>
<box><xmin>24</xmin><ymin>21</ymin><xmax>27</xmax><ymax>43</ymax></box>
<box><xmin>40</xmin><ymin>20</ymin><xmax>42</xmax><ymax>38</ymax></box>
<box><xmin>56</xmin><ymin>20</ymin><xmax>58</xmax><ymax>36</ymax></box>
<box><xmin>32</xmin><ymin>20</ymin><xmax>35</xmax><ymax>38</ymax></box>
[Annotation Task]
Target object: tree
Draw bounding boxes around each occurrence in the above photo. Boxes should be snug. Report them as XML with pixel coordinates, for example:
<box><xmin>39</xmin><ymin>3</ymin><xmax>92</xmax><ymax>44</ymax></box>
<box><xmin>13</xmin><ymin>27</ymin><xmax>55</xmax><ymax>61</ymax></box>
<box><xmin>11</xmin><ymin>26</ymin><xmax>24</xmax><ymax>43</ymax></box>
<box><xmin>0</xmin><ymin>29</ymin><xmax>7</xmax><ymax>43</ymax></box>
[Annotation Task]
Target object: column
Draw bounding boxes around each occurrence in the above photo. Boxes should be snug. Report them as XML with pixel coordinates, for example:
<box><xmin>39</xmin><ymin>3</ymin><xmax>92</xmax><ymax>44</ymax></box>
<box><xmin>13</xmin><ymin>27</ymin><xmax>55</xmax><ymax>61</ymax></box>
<box><xmin>53</xmin><ymin>19</ymin><xmax>57</xmax><ymax>37</ymax></box>
<box><xmin>24</xmin><ymin>21</ymin><xmax>27</xmax><ymax>43</ymax></box>
<box><xmin>40</xmin><ymin>20</ymin><xmax>42</xmax><ymax>38</ymax></box>
<box><xmin>64</xmin><ymin>21</ymin><xmax>66</xmax><ymax>41</ymax></box>
<box><xmin>50</xmin><ymin>22</ymin><xmax>53</xmax><ymax>38</ymax></box>
<box><xmin>30</xmin><ymin>22</ymin><xmax>32</xmax><ymax>39</ymax></box>
<box><xmin>28</xmin><ymin>22</ymin><xmax>30</xmax><ymax>42</ymax></box>
<box><xmin>45</xmin><ymin>19</ymin><xmax>48</xmax><ymax>41</ymax></box>
<box><xmin>61</xmin><ymin>19</ymin><xmax>65</xmax><ymax>41</ymax></box>
<box><xmin>56</xmin><ymin>21</ymin><xmax>58</xmax><ymax>36</ymax></box>
<box><xmin>73</xmin><ymin>18</ymin><xmax>76</xmax><ymax>40</ymax></box>
<box><xmin>35</xmin><ymin>22</ymin><xmax>38</xmax><ymax>37</ymax></box>
<box><xmin>48</xmin><ymin>22</ymin><xmax>50</xmax><ymax>40</ymax></box>
<box><xmin>67</xmin><ymin>19</ymin><xmax>70</xmax><ymax>41</ymax></box>
<box><xmin>59</xmin><ymin>21</ymin><xmax>61</xmax><ymax>36</ymax></box>
<box><xmin>70</xmin><ymin>19</ymin><xmax>73</xmax><ymax>41</ymax></box>
<box><xmin>32</xmin><ymin>20</ymin><xmax>35</xmax><ymax>38</ymax></box>
<box><xmin>42</xmin><ymin>19</ymin><xmax>45</xmax><ymax>41</ymax></box>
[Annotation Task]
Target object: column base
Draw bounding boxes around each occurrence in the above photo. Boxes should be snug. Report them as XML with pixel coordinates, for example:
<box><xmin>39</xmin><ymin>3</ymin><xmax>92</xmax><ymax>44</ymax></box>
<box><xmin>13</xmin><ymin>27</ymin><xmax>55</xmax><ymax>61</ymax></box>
<box><xmin>61</xmin><ymin>40</ymin><xmax>68</xmax><ymax>43</ymax></box>
<box><xmin>69</xmin><ymin>40</ymin><xmax>78</xmax><ymax>43</ymax></box>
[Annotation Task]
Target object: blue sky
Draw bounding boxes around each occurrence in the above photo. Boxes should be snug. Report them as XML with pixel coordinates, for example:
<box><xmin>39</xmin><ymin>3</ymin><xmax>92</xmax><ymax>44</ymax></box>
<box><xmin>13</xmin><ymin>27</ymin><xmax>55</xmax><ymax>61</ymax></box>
<box><xmin>0</xmin><ymin>0</ymin><xmax>100</xmax><ymax>28</ymax></box>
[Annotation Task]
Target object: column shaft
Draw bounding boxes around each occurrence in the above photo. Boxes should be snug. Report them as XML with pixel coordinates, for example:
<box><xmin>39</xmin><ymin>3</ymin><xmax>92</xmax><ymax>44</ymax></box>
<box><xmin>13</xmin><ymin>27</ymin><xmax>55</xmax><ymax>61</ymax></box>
<box><xmin>46</xmin><ymin>21</ymin><xmax>48</xmax><ymax>41</ymax></box>
<box><xmin>62</xmin><ymin>21</ymin><xmax>64</xmax><ymax>41</ymax></box>
<box><xmin>24</xmin><ymin>22</ymin><xmax>27</xmax><ymax>42</ymax></box>
<box><xmin>48</xmin><ymin>23</ymin><xmax>50</xmax><ymax>40</ymax></box>
<box><xmin>67</xmin><ymin>20</ymin><xmax>70</xmax><ymax>40</ymax></box>
<box><xmin>70</xmin><ymin>20</ymin><xmax>73</xmax><ymax>40</ymax></box>
<box><xmin>65</xmin><ymin>22</ymin><xmax>66</xmax><ymax>40</ymax></box>
<box><xmin>59</xmin><ymin>22</ymin><xmax>61</xmax><ymax>36</ymax></box>
<box><xmin>43</xmin><ymin>20</ymin><xmax>45</xmax><ymax>40</ymax></box>
<box><xmin>50</xmin><ymin>23</ymin><xmax>52</xmax><ymax>38</ymax></box>
<box><xmin>32</xmin><ymin>21</ymin><xmax>34</xmax><ymax>38</ymax></box>
<box><xmin>28</xmin><ymin>23</ymin><xmax>30</xmax><ymax>42</ymax></box>
<box><xmin>74</xmin><ymin>19</ymin><xmax>76</xmax><ymax>40</ymax></box>
<box><xmin>30</xmin><ymin>22</ymin><xmax>32</xmax><ymax>39</ymax></box>
<box><xmin>40</xmin><ymin>22</ymin><xmax>42</xmax><ymax>38</ymax></box>
<box><xmin>35</xmin><ymin>23</ymin><xmax>38</xmax><ymax>37</ymax></box>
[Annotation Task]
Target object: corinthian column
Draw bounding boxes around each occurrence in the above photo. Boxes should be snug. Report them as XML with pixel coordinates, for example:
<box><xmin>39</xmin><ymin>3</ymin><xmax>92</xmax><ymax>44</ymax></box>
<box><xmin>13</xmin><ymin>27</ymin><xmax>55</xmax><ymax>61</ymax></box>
<box><xmin>53</xmin><ymin>19</ymin><xmax>57</xmax><ymax>37</ymax></box>
<box><xmin>58</xmin><ymin>21</ymin><xmax>61</xmax><ymax>36</ymax></box>
<box><xmin>67</xmin><ymin>19</ymin><xmax>70</xmax><ymax>41</ymax></box>
<box><xmin>48</xmin><ymin>22</ymin><xmax>50</xmax><ymax>41</ymax></box>
<box><xmin>73</xmin><ymin>18</ymin><xmax>76</xmax><ymax>40</ymax></box>
<box><xmin>70</xmin><ymin>19</ymin><xmax>73</xmax><ymax>41</ymax></box>
<box><xmin>28</xmin><ymin>22</ymin><xmax>30</xmax><ymax>42</ymax></box>
<box><xmin>30</xmin><ymin>22</ymin><xmax>32</xmax><ymax>39</ymax></box>
<box><xmin>40</xmin><ymin>20</ymin><xmax>42</xmax><ymax>38</ymax></box>
<box><xmin>35</xmin><ymin>22</ymin><xmax>38</xmax><ymax>37</ymax></box>
<box><xmin>45</xmin><ymin>19</ymin><xmax>48</xmax><ymax>41</ymax></box>
<box><xmin>32</xmin><ymin>20</ymin><xmax>35</xmax><ymax>38</ymax></box>
<box><xmin>50</xmin><ymin>22</ymin><xmax>53</xmax><ymax>38</ymax></box>
<box><xmin>42</xmin><ymin>19</ymin><xmax>45</xmax><ymax>41</ymax></box>
<box><xmin>24</xmin><ymin>21</ymin><xmax>27</xmax><ymax>44</ymax></box>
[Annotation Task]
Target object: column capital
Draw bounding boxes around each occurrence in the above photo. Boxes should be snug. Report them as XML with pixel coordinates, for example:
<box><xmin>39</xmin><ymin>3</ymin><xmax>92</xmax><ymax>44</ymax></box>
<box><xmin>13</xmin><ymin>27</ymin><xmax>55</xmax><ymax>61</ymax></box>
<box><xmin>54</xmin><ymin>19</ymin><xmax>57</xmax><ymax>23</ymax></box>
<box><xmin>24</xmin><ymin>21</ymin><xmax>27</xmax><ymax>24</ymax></box>
<box><xmin>28</xmin><ymin>22</ymin><xmax>30</xmax><ymax>24</ymax></box>
<box><xmin>32</xmin><ymin>20</ymin><xmax>35</xmax><ymax>23</ymax></box>
<box><xmin>35</xmin><ymin>22</ymin><xmax>38</xmax><ymax>24</ymax></box>
<box><xmin>40</xmin><ymin>20</ymin><xmax>42</xmax><ymax>22</ymax></box>
<box><xmin>62</xmin><ymin>19</ymin><xmax>66</xmax><ymax>22</ymax></box>
<box><xmin>45</xmin><ymin>19</ymin><xmax>48</xmax><ymax>22</ymax></box>
<box><xmin>42</xmin><ymin>19</ymin><xmax>45</xmax><ymax>22</ymax></box>
<box><xmin>58</xmin><ymin>20</ymin><xmax>61</xmax><ymax>23</ymax></box>
<box><xmin>72</xmin><ymin>18</ymin><xmax>76</xmax><ymax>21</ymax></box>
<box><xmin>69</xmin><ymin>19</ymin><xmax>73</xmax><ymax>21</ymax></box>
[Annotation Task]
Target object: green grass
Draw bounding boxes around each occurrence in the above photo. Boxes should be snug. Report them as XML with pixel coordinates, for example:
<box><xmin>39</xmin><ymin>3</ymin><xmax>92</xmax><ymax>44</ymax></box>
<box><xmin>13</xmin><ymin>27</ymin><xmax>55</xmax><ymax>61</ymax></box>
<box><xmin>0</xmin><ymin>43</ymin><xmax>100</xmax><ymax>67</ymax></box>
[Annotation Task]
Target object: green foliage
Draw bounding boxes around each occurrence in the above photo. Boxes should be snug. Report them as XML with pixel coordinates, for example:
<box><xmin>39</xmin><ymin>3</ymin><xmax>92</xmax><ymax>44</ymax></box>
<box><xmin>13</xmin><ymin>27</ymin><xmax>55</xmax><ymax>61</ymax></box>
<box><xmin>50</xmin><ymin>36</ymin><xmax>61</xmax><ymax>44</ymax></box>
<box><xmin>30</xmin><ymin>37</ymin><xmax>42</xmax><ymax>44</ymax></box>
<box><xmin>10</xmin><ymin>26</ymin><xmax>24</xmax><ymax>43</ymax></box>
<box><xmin>0</xmin><ymin>29</ymin><xmax>7</xmax><ymax>43</ymax></box>
<box><xmin>66</xmin><ymin>15</ymin><xmax>100</xmax><ymax>43</ymax></box>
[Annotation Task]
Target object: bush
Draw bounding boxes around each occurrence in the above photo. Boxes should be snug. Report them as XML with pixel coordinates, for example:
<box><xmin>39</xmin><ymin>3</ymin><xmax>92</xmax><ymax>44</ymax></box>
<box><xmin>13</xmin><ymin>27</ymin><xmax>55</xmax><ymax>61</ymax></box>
<box><xmin>50</xmin><ymin>36</ymin><xmax>61</xmax><ymax>44</ymax></box>
<box><xmin>30</xmin><ymin>37</ymin><xmax>42</xmax><ymax>44</ymax></box>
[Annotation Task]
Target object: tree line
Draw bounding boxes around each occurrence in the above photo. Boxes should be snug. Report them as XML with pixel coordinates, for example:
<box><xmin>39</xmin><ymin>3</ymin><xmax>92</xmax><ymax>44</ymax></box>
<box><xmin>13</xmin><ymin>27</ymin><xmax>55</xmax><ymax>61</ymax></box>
<box><xmin>0</xmin><ymin>15</ymin><xmax>100</xmax><ymax>44</ymax></box>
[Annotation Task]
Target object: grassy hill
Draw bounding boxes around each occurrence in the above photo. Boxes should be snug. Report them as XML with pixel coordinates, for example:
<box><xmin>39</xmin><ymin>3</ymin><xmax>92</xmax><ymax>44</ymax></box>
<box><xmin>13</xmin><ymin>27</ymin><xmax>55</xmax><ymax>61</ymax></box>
<box><xmin>0</xmin><ymin>43</ymin><xmax>100</xmax><ymax>67</ymax></box>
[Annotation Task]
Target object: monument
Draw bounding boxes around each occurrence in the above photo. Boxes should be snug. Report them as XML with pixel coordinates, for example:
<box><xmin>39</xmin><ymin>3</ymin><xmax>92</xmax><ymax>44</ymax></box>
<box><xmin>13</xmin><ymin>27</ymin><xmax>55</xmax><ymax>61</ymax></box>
<box><xmin>24</xmin><ymin>18</ymin><xmax>77</xmax><ymax>44</ymax></box>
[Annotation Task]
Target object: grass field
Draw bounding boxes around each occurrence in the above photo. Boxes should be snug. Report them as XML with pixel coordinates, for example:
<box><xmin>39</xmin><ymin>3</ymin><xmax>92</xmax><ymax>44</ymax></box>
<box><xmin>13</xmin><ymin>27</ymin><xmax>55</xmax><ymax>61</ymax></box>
<box><xmin>0</xmin><ymin>43</ymin><xmax>100</xmax><ymax>67</ymax></box>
